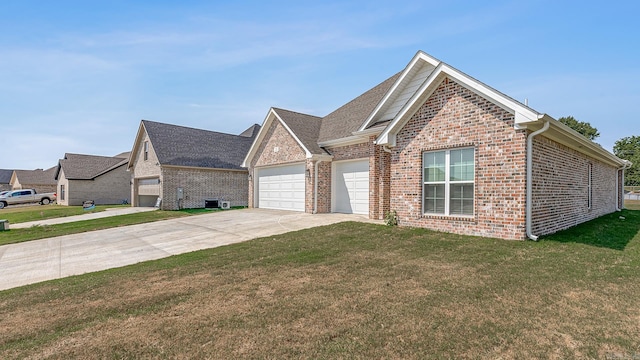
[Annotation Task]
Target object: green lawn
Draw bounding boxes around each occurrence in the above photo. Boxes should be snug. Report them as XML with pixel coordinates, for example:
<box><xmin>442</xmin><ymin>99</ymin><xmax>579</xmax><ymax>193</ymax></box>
<box><xmin>0</xmin><ymin>204</ymin><xmax>127</xmax><ymax>224</ymax></box>
<box><xmin>1</xmin><ymin>209</ymin><xmax>639</xmax><ymax>359</ymax></box>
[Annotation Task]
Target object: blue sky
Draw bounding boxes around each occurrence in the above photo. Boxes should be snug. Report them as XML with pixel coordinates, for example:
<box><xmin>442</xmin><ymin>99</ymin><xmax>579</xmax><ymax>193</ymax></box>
<box><xmin>1</xmin><ymin>1</ymin><xmax>638</xmax><ymax>169</ymax></box>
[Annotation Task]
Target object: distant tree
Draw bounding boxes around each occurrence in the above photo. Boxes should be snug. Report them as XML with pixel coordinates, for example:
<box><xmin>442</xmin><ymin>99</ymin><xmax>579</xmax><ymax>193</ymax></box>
<box><xmin>558</xmin><ymin>116</ymin><xmax>600</xmax><ymax>141</ymax></box>
<box><xmin>614</xmin><ymin>136</ymin><xmax>640</xmax><ymax>186</ymax></box>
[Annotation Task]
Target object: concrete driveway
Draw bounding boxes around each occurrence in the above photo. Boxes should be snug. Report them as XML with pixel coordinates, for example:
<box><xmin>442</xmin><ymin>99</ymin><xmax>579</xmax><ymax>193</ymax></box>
<box><xmin>0</xmin><ymin>209</ymin><xmax>380</xmax><ymax>291</ymax></box>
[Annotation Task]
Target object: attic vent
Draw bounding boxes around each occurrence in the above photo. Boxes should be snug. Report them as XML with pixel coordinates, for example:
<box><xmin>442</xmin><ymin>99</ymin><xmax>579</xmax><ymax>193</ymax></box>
<box><xmin>274</xmin><ymin>146</ymin><xmax>279</xmax><ymax>153</ymax></box>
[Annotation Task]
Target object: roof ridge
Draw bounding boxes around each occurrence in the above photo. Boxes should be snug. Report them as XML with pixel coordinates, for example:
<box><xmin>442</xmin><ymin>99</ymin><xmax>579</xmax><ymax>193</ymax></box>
<box><xmin>142</xmin><ymin>119</ymin><xmax>248</xmax><ymax>139</ymax></box>
<box><xmin>272</xmin><ymin>107</ymin><xmax>322</xmax><ymax>119</ymax></box>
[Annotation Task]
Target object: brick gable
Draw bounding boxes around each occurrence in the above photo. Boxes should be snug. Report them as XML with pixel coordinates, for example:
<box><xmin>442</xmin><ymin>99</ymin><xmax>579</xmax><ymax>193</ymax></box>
<box><xmin>251</xmin><ymin>120</ymin><xmax>307</xmax><ymax>168</ymax></box>
<box><xmin>391</xmin><ymin>77</ymin><xmax>528</xmax><ymax>239</ymax></box>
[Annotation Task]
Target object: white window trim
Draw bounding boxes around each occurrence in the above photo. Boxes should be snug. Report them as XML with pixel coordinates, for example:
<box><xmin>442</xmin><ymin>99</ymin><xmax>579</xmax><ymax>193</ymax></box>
<box><xmin>423</xmin><ymin>147</ymin><xmax>475</xmax><ymax>217</ymax></box>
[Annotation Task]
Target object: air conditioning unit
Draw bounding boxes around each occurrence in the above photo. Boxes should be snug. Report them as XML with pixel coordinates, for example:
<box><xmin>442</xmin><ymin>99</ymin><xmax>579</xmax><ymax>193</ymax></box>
<box><xmin>220</xmin><ymin>201</ymin><xmax>231</xmax><ymax>209</ymax></box>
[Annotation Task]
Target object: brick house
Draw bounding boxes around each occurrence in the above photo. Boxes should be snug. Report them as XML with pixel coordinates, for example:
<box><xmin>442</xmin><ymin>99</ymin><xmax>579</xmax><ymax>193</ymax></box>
<box><xmin>127</xmin><ymin>120</ymin><xmax>260</xmax><ymax>210</ymax></box>
<box><xmin>0</xmin><ymin>169</ymin><xmax>13</xmax><ymax>192</ymax></box>
<box><xmin>10</xmin><ymin>167</ymin><xmax>57</xmax><ymax>194</ymax></box>
<box><xmin>54</xmin><ymin>152</ymin><xmax>131</xmax><ymax>206</ymax></box>
<box><xmin>243</xmin><ymin>50</ymin><xmax>630</xmax><ymax>240</ymax></box>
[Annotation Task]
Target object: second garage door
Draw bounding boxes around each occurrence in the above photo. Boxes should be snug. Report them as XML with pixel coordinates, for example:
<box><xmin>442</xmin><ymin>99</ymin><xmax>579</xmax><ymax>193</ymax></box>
<box><xmin>257</xmin><ymin>164</ymin><xmax>306</xmax><ymax>211</ymax></box>
<box><xmin>333</xmin><ymin>159</ymin><xmax>369</xmax><ymax>214</ymax></box>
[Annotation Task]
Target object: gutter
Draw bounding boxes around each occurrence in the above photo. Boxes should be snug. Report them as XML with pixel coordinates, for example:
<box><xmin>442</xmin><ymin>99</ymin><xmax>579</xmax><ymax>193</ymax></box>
<box><xmin>526</xmin><ymin>121</ymin><xmax>550</xmax><ymax>241</ymax></box>
<box><xmin>617</xmin><ymin>161</ymin><xmax>633</xmax><ymax>211</ymax></box>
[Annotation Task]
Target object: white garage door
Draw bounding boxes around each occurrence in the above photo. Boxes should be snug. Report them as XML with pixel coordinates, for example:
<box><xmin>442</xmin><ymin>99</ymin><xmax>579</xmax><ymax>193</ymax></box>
<box><xmin>257</xmin><ymin>164</ymin><xmax>305</xmax><ymax>211</ymax></box>
<box><xmin>333</xmin><ymin>160</ymin><xmax>369</xmax><ymax>214</ymax></box>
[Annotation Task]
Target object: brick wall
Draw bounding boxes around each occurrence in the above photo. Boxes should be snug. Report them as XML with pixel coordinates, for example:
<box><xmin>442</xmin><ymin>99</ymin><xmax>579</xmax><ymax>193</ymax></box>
<box><xmin>391</xmin><ymin>77</ymin><xmax>528</xmax><ymax>240</ymax></box>
<box><xmin>161</xmin><ymin>167</ymin><xmax>248</xmax><ymax>210</ymax></box>
<box><xmin>130</xmin><ymin>130</ymin><xmax>162</xmax><ymax>207</ymax></box>
<box><xmin>249</xmin><ymin>119</ymin><xmax>308</xmax><ymax>209</ymax></box>
<box><xmin>531</xmin><ymin>136</ymin><xmax>618</xmax><ymax>235</ymax></box>
<box><xmin>65</xmin><ymin>165</ymin><xmax>131</xmax><ymax>206</ymax></box>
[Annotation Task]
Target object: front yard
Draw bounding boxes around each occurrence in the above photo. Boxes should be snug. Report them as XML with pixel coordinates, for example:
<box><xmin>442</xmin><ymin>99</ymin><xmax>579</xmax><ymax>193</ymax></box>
<box><xmin>1</xmin><ymin>208</ymin><xmax>639</xmax><ymax>358</ymax></box>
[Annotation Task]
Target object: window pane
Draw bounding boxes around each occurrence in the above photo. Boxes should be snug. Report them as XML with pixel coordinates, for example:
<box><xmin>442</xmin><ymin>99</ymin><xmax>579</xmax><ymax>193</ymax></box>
<box><xmin>424</xmin><ymin>151</ymin><xmax>445</xmax><ymax>182</ymax></box>
<box><xmin>450</xmin><ymin>148</ymin><xmax>474</xmax><ymax>181</ymax></box>
<box><xmin>424</xmin><ymin>184</ymin><xmax>445</xmax><ymax>213</ymax></box>
<box><xmin>450</xmin><ymin>184</ymin><xmax>474</xmax><ymax>215</ymax></box>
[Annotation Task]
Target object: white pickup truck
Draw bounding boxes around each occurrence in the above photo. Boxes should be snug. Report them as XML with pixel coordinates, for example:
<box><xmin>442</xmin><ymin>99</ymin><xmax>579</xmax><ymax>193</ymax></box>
<box><xmin>0</xmin><ymin>189</ymin><xmax>57</xmax><ymax>209</ymax></box>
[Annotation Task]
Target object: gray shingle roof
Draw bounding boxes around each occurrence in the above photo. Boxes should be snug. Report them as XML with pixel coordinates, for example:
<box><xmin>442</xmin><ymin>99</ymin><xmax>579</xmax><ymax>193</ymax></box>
<box><xmin>143</xmin><ymin>120</ymin><xmax>260</xmax><ymax>170</ymax></box>
<box><xmin>239</xmin><ymin>124</ymin><xmax>261</xmax><ymax>138</ymax></box>
<box><xmin>57</xmin><ymin>153</ymin><xmax>129</xmax><ymax>180</ymax></box>
<box><xmin>272</xmin><ymin>108</ymin><xmax>326</xmax><ymax>155</ymax></box>
<box><xmin>0</xmin><ymin>169</ymin><xmax>13</xmax><ymax>184</ymax></box>
<box><xmin>318</xmin><ymin>72</ymin><xmax>401</xmax><ymax>143</ymax></box>
<box><xmin>14</xmin><ymin>167</ymin><xmax>57</xmax><ymax>186</ymax></box>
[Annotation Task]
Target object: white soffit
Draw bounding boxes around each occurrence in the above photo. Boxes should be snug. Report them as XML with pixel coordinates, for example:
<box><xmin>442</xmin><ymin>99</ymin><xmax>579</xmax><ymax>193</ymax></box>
<box><xmin>376</xmin><ymin>62</ymin><xmax>542</xmax><ymax>146</ymax></box>
<box><xmin>358</xmin><ymin>51</ymin><xmax>441</xmax><ymax>132</ymax></box>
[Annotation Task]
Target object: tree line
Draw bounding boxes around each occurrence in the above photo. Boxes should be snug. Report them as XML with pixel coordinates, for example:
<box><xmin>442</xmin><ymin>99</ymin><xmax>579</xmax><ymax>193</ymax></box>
<box><xmin>558</xmin><ymin>116</ymin><xmax>638</xmax><ymax>186</ymax></box>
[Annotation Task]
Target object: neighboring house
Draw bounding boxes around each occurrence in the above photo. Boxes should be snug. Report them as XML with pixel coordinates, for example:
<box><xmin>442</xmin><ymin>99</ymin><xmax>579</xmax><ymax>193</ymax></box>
<box><xmin>243</xmin><ymin>50</ymin><xmax>630</xmax><ymax>240</ymax></box>
<box><xmin>127</xmin><ymin>120</ymin><xmax>260</xmax><ymax>210</ymax></box>
<box><xmin>0</xmin><ymin>169</ymin><xmax>13</xmax><ymax>191</ymax></box>
<box><xmin>55</xmin><ymin>152</ymin><xmax>131</xmax><ymax>206</ymax></box>
<box><xmin>10</xmin><ymin>167</ymin><xmax>57</xmax><ymax>194</ymax></box>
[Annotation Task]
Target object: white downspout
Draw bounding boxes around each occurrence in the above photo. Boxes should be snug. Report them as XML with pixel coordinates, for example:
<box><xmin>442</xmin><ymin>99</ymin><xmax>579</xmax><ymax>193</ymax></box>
<box><xmin>618</xmin><ymin>161</ymin><xmax>632</xmax><ymax>211</ymax></box>
<box><xmin>526</xmin><ymin>121</ymin><xmax>550</xmax><ymax>241</ymax></box>
<box><xmin>313</xmin><ymin>160</ymin><xmax>324</xmax><ymax>214</ymax></box>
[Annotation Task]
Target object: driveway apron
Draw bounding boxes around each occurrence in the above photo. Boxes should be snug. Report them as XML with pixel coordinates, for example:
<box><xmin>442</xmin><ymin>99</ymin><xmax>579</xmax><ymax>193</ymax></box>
<box><xmin>0</xmin><ymin>209</ymin><xmax>379</xmax><ymax>290</ymax></box>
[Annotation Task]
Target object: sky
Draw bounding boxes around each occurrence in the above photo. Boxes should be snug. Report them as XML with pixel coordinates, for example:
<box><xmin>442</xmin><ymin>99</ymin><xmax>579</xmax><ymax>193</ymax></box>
<box><xmin>1</xmin><ymin>0</ymin><xmax>638</xmax><ymax>170</ymax></box>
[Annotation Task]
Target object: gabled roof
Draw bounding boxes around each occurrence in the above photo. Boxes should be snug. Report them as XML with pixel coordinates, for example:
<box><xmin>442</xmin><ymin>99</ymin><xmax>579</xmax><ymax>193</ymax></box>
<box><xmin>129</xmin><ymin>120</ymin><xmax>259</xmax><ymax>170</ymax></box>
<box><xmin>246</xmin><ymin>50</ymin><xmax>626</xmax><ymax>168</ymax></box>
<box><xmin>373</xmin><ymin>51</ymin><xmax>625</xmax><ymax>167</ymax></box>
<box><xmin>275</xmin><ymin>108</ymin><xmax>325</xmax><ymax>155</ymax></box>
<box><xmin>241</xmin><ymin>108</ymin><xmax>325</xmax><ymax>167</ymax></box>
<box><xmin>318</xmin><ymin>72</ymin><xmax>401</xmax><ymax>144</ymax></box>
<box><xmin>239</xmin><ymin>124</ymin><xmax>261</xmax><ymax>138</ymax></box>
<box><xmin>0</xmin><ymin>169</ymin><xmax>13</xmax><ymax>184</ymax></box>
<box><xmin>13</xmin><ymin>167</ymin><xmax>57</xmax><ymax>186</ymax></box>
<box><xmin>56</xmin><ymin>153</ymin><xmax>129</xmax><ymax>180</ymax></box>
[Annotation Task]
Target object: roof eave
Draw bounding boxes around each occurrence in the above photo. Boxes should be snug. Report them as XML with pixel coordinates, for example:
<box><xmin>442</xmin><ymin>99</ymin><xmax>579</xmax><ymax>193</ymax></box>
<box><xmin>358</xmin><ymin>51</ymin><xmax>441</xmax><ymax>133</ymax></box>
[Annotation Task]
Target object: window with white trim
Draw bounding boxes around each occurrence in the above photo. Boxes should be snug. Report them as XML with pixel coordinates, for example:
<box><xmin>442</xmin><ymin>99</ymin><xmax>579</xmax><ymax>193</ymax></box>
<box><xmin>144</xmin><ymin>141</ymin><xmax>149</xmax><ymax>161</ymax></box>
<box><xmin>423</xmin><ymin>147</ymin><xmax>475</xmax><ymax>216</ymax></box>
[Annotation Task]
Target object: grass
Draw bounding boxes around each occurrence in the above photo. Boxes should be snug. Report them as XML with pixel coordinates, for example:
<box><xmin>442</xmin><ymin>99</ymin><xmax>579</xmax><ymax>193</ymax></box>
<box><xmin>0</xmin><ymin>204</ymin><xmax>127</xmax><ymax>224</ymax></box>
<box><xmin>1</xmin><ymin>210</ymin><xmax>639</xmax><ymax>358</ymax></box>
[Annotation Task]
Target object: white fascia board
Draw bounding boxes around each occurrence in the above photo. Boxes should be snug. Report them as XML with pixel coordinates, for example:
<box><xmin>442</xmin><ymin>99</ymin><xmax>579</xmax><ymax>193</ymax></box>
<box><xmin>241</xmin><ymin>109</ymin><xmax>278</xmax><ymax>167</ymax></box>
<box><xmin>543</xmin><ymin>115</ymin><xmax>627</xmax><ymax>167</ymax></box>
<box><xmin>127</xmin><ymin>121</ymin><xmax>147</xmax><ymax>170</ymax></box>
<box><xmin>318</xmin><ymin>135</ymin><xmax>368</xmax><ymax>148</ymax></box>
<box><xmin>376</xmin><ymin>62</ymin><xmax>543</xmax><ymax>146</ymax></box>
<box><xmin>358</xmin><ymin>51</ymin><xmax>442</xmax><ymax>133</ymax></box>
<box><xmin>441</xmin><ymin>65</ymin><xmax>540</xmax><ymax>124</ymax></box>
<box><xmin>375</xmin><ymin>64</ymin><xmax>445</xmax><ymax>146</ymax></box>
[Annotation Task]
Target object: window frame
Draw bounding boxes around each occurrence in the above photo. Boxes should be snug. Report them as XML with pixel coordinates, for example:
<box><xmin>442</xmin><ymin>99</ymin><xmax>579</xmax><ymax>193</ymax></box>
<box><xmin>143</xmin><ymin>141</ymin><xmax>149</xmax><ymax>161</ymax></box>
<box><xmin>422</xmin><ymin>147</ymin><xmax>475</xmax><ymax>217</ymax></box>
<box><xmin>60</xmin><ymin>184</ymin><xmax>65</xmax><ymax>201</ymax></box>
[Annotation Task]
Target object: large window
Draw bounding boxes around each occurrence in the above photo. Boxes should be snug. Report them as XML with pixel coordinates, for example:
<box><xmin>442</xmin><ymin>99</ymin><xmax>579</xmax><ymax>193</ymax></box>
<box><xmin>423</xmin><ymin>147</ymin><xmax>475</xmax><ymax>216</ymax></box>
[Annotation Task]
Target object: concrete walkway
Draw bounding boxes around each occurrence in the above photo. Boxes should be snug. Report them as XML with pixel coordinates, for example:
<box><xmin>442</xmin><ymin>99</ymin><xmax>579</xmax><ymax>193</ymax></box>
<box><xmin>0</xmin><ymin>208</ymin><xmax>381</xmax><ymax>290</ymax></box>
<box><xmin>11</xmin><ymin>207</ymin><xmax>158</xmax><ymax>229</ymax></box>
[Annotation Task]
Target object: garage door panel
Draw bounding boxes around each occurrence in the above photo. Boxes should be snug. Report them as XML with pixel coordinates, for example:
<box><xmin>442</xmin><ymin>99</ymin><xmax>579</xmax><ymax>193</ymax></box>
<box><xmin>333</xmin><ymin>160</ymin><xmax>369</xmax><ymax>215</ymax></box>
<box><xmin>257</xmin><ymin>164</ymin><xmax>305</xmax><ymax>211</ymax></box>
